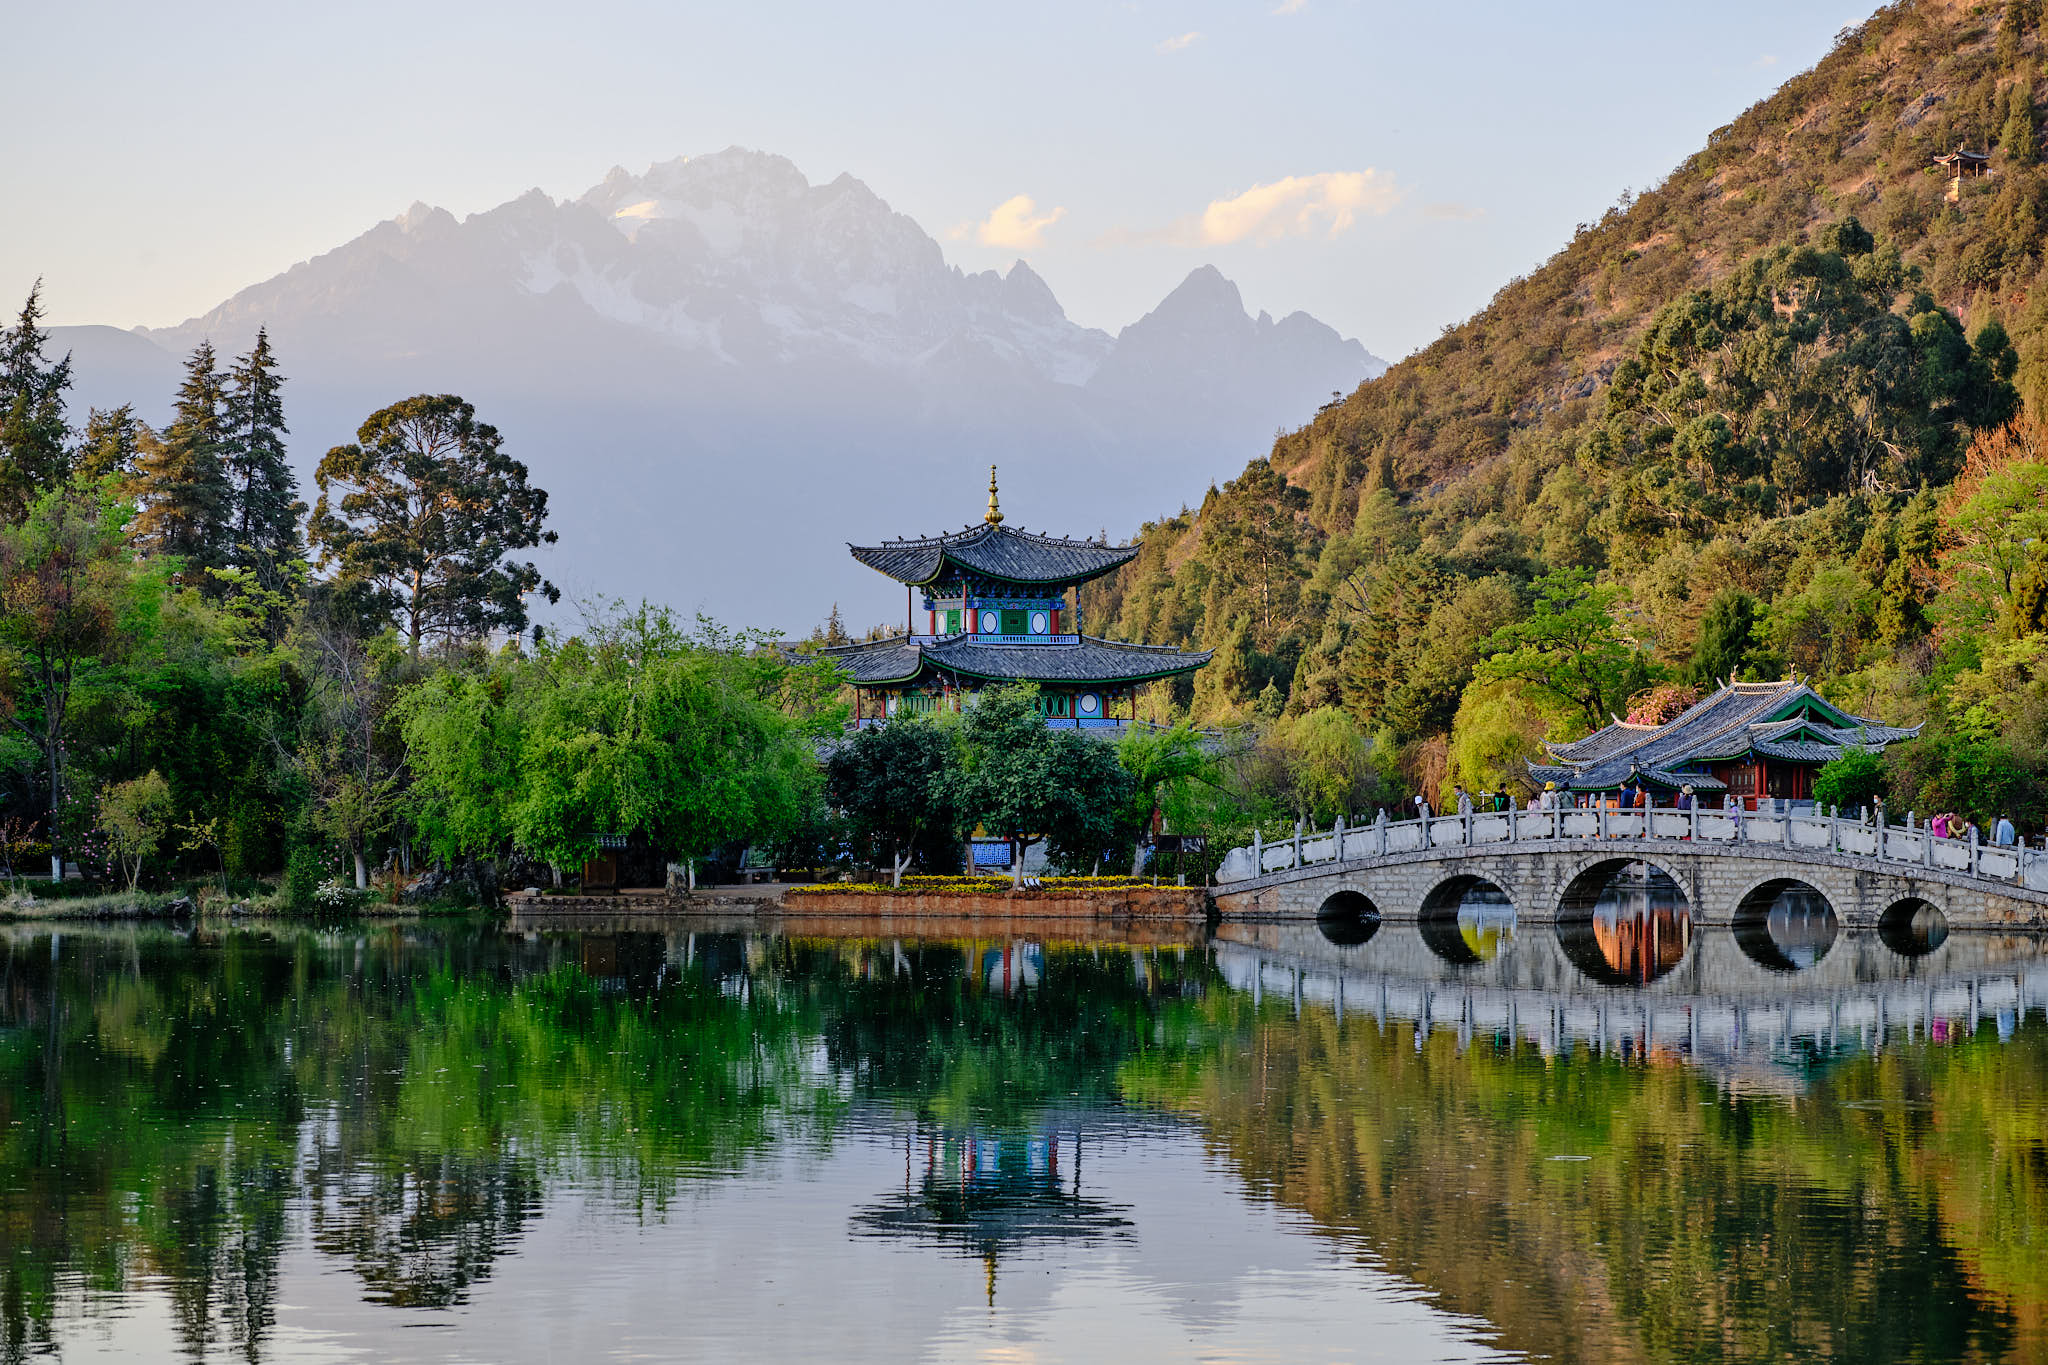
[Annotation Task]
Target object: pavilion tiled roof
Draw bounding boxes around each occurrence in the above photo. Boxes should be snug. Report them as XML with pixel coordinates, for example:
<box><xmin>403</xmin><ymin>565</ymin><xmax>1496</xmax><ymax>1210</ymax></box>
<box><xmin>822</xmin><ymin>634</ymin><xmax>1211</xmax><ymax>687</ymax></box>
<box><xmin>1535</xmin><ymin>679</ymin><xmax>1919</xmax><ymax>791</ymax></box>
<box><xmin>848</xmin><ymin>522</ymin><xmax>1138</xmax><ymax>588</ymax></box>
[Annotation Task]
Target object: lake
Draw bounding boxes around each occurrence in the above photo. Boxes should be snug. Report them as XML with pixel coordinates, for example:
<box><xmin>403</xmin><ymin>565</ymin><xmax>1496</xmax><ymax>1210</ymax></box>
<box><xmin>3</xmin><ymin>912</ymin><xmax>2045</xmax><ymax>1363</ymax></box>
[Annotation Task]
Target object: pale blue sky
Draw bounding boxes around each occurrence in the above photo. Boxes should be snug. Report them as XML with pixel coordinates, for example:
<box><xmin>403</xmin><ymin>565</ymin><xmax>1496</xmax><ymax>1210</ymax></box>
<box><xmin>9</xmin><ymin>0</ymin><xmax>1872</xmax><ymax>358</ymax></box>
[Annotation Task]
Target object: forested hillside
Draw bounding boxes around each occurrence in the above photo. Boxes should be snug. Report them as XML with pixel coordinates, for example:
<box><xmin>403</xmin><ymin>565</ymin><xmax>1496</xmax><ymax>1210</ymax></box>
<box><xmin>1082</xmin><ymin>0</ymin><xmax>2048</xmax><ymax>822</ymax></box>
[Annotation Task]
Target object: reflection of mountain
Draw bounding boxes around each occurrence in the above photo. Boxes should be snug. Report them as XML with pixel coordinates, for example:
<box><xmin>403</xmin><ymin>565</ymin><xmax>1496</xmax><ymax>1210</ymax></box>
<box><xmin>51</xmin><ymin>149</ymin><xmax>1386</xmax><ymax>630</ymax></box>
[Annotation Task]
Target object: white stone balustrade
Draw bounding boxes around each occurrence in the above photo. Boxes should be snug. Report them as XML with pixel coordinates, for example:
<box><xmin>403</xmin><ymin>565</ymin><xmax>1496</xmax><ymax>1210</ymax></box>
<box><xmin>1223</xmin><ymin>805</ymin><xmax>2045</xmax><ymax>892</ymax></box>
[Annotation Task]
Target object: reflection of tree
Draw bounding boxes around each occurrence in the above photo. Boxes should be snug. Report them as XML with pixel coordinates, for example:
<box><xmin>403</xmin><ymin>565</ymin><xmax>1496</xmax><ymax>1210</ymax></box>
<box><xmin>1121</xmin><ymin>990</ymin><xmax>2031</xmax><ymax>1364</ymax></box>
<box><xmin>307</xmin><ymin>1152</ymin><xmax>540</xmax><ymax>1309</ymax></box>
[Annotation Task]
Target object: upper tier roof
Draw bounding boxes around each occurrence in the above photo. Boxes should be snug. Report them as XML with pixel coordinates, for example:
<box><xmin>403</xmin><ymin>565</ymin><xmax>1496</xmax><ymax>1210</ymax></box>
<box><xmin>848</xmin><ymin>522</ymin><xmax>1139</xmax><ymax>588</ymax></box>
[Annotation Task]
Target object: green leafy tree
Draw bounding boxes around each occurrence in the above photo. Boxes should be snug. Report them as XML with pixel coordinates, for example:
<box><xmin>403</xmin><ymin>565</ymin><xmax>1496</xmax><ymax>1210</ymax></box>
<box><xmin>398</xmin><ymin>605</ymin><xmax>831</xmax><ymax>875</ymax></box>
<box><xmin>1447</xmin><ymin>678</ymin><xmax>1570</xmax><ymax>801</ymax></box>
<box><xmin>1115</xmin><ymin>724</ymin><xmax>1215</xmax><ymax>874</ymax></box>
<box><xmin>0</xmin><ymin>485</ymin><xmax>137</xmax><ymax>879</ymax></box>
<box><xmin>1596</xmin><ymin>224</ymin><xmax>2018</xmax><ymax>535</ymax></box>
<box><xmin>1812</xmin><ymin>748</ymin><xmax>1887</xmax><ymax>813</ymax></box>
<box><xmin>825</xmin><ymin>717</ymin><xmax>961</xmax><ymax>885</ymax></box>
<box><xmin>310</xmin><ymin>395</ymin><xmax>558</xmax><ymax>658</ymax></box>
<box><xmin>0</xmin><ymin>282</ymin><xmax>74</xmax><ymax>520</ymax></box>
<box><xmin>131</xmin><ymin>342</ymin><xmax>233</xmax><ymax>573</ymax></box>
<box><xmin>99</xmin><ymin>769</ymin><xmax>173</xmax><ymax>890</ymax></box>
<box><xmin>1477</xmin><ymin>570</ymin><xmax>1658</xmax><ymax>733</ymax></box>
<box><xmin>2005</xmin><ymin>73</ymin><xmax>2039</xmax><ymax>165</ymax></box>
<box><xmin>221</xmin><ymin>328</ymin><xmax>305</xmax><ymax>599</ymax></box>
<box><xmin>1266</xmin><ymin>706</ymin><xmax>1383</xmax><ymax>824</ymax></box>
<box><xmin>1688</xmin><ymin>589</ymin><xmax>1760</xmax><ymax>686</ymax></box>
<box><xmin>954</xmin><ymin>685</ymin><xmax>1133</xmax><ymax>885</ymax></box>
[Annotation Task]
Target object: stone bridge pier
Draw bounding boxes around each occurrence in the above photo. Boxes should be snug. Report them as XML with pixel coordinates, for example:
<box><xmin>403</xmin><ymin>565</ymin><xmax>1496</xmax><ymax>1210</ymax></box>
<box><xmin>1212</xmin><ymin>836</ymin><xmax>2048</xmax><ymax>931</ymax></box>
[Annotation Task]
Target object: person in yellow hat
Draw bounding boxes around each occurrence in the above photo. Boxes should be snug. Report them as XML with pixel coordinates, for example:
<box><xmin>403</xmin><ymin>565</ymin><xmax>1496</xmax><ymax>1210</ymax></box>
<box><xmin>1540</xmin><ymin>781</ymin><xmax>1557</xmax><ymax>812</ymax></box>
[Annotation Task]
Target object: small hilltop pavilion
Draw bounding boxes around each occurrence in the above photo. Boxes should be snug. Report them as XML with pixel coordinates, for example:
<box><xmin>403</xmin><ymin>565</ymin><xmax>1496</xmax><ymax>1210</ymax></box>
<box><xmin>826</xmin><ymin>468</ymin><xmax>1211</xmax><ymax>728</ymax></box>
<box><xmin>1528</xmin><ymin>678</ymin><xmax>1919</xmax><ymax>809</ymax></box>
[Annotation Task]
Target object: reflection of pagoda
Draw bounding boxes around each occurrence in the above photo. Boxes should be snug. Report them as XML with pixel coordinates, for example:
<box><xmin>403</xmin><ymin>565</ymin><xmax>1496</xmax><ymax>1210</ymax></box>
<box><xmin>850</xmin><ymin>1128</ymin><xmax>1130</xmax><ymax>1302</ymax></box>
<box><xmin>827</xmin><ymin>468</ymin><xmax>1211</xmax><ymax>728</ymax></box>
<box><xmin>1558</xmin><ymin>861</ymin><xmax>1693</xmax><ymax>987</ymax></box>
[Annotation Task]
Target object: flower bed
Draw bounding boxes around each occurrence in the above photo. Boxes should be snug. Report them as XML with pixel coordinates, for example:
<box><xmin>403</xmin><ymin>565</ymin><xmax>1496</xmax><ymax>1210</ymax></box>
<box><xmin>789</xmin><ymin>875</ymin><xmax>1169</xmax><ymax>896</ymax></box>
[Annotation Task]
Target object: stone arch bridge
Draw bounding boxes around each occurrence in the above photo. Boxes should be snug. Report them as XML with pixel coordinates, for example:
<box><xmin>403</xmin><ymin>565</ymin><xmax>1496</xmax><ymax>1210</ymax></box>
<box><xmin>1212</xmin><ymin>807</ymin><xmax>2048</xmax><ymax>930</ymax></box>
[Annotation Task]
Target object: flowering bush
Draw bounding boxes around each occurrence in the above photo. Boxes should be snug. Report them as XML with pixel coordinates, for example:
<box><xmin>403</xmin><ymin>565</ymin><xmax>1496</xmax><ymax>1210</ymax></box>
<box><xmin>314</xmin><ymin>878</ymin><xmax>361</xmax><ymax>910</ymax></box>
<box><xmin>789</xmin><ymin>874</ymin><xmax>1169</xmax><ymax>896</ymax></box>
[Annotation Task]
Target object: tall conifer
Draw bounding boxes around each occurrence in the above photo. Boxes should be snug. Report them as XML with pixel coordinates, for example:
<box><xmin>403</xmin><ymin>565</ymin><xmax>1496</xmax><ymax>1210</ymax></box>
<box><xmin>75</xmin><ymin>405</ymin><xmax>147</xmax><ymax>483</ymax></box>
<box><xmin>0</xmin><ymin>281</ymin><xmax>75</xmax><ymax>520</ymax></box>
<box><xmin>131</xmin><ymin>341</ymin><xmax>233</xmax><ymax>575</ymax></box>
<box><xmin>222</xmin><ymin>328</ymin><xmax>304</xmax><ymax>592</ymax></box>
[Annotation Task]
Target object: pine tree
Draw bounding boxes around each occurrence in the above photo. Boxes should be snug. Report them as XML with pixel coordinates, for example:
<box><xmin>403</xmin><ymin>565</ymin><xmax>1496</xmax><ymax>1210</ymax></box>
<box><xmin>2004</xmin><ymin>73</ymin><xmax>2039</xmax><ymax>165</ymax></box>
<box><xmin>0</xmin><ymin>281</ymin><xmax>75</xmax><ymax>520</ymax></box>
<box><xmin>221</xmin><ymin>328</ymin><xmax>304</xmax><ymax>592</ymax></box>
<box><xmin>130</xmin><ymin>342</ymin><xmax>233</xmax><ymax>576</ymax></box>
<box><xmin>74</xmin><ymin>405</ymin><xmax>145</xmax><ymax>482</ymax></box>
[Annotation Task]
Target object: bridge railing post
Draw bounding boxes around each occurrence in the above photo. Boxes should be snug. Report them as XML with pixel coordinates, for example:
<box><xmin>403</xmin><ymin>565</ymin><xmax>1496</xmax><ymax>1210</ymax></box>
<box><xmin>1292</xmin><ymin>820</ymin><xmax>1303</xmax><ymax>869</ymax></box>
<box><xmin>1690</xmin><ymin>803</ymin><xmax>1699</xmax><ymax>843</ymax></box>
<box><xmin>1252</xmin><ymin>829</ymin><xmax>1262</xmax><ymax>875</ymax></box>
<box><xmin>1970</xmin><ymin>824</ymin><xmax>1981</xmax><ymax>880</ymax></box>
<box><xmin>1333</xmin><ymin>814</ymin><xmax>1345</xmax><ymax>863</ymax></box>
<box><xmin>1376</xmin><ymin>809</ymin><xmax>1387</xmax><ymax>857</ymax></box>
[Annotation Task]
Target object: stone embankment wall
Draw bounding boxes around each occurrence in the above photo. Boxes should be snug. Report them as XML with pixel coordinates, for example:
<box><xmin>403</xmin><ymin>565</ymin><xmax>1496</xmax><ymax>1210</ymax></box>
<box><xmin>788</xmin><ymin>887</ymin><xmax>1208</xmax><ymax>921</ymax></box>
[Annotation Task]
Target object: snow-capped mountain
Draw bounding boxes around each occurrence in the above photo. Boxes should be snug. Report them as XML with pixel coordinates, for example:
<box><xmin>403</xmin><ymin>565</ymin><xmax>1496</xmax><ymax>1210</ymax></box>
<box><xmin>64</xmin><ymin>149</ymin><xmax>1385</xmax><ymax>630</ymax></box>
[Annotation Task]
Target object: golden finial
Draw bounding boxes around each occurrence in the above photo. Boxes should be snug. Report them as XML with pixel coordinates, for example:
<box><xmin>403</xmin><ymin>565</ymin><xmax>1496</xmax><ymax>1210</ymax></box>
<box><xmin>985</xmin><ymin>464</ymin><xmax>1004</xmax><ymax>525</ymax></box>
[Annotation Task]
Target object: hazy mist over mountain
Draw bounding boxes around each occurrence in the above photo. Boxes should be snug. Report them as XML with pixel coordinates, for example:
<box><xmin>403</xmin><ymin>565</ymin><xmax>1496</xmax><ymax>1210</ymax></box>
<box><xmin>51</xmin><ymin>149</ymin><xmax>1382</xmax><ymax>633</ymax></box>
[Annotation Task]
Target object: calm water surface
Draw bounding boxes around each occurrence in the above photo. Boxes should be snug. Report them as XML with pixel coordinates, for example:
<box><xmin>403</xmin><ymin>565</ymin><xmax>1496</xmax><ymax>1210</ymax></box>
<box><xmin>4</xmin><ymin>897</ymin><xmax>2047</xmax><ymax>1363</ymax></box>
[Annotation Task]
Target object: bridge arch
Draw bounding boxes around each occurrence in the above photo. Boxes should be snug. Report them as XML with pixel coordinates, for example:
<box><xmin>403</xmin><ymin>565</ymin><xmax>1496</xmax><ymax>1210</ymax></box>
<box><xmin>1554</xmin><ymin>857</ymin><xmax>1694</xmax><ymax>987</ymax></box>
<box><xmin>1731</xmin><ymin>877</ymin><xmax>1840</xmax><ymax>973</ymax></box>
<box><xmin>1315</xmin><ymin>889</ymin><xmax>1381</xmax><ymax>947</ymax></box>
<box><xmin>1417</xmin><ymin>874</ymin><xmax>1516</xmax><ymax>966</ymax></box>
<box><xmin>1879</xmin><ymin>897</ymin><xmax>1952</xmax><ymax>957</ymax></box>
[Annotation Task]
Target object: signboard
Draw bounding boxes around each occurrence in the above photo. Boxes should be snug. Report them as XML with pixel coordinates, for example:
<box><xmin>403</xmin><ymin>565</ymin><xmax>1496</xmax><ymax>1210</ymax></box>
<box><xmin>1153</xmin><ymin>835</ymin><xmax>1207</xmax><ymax>855</ymax></box>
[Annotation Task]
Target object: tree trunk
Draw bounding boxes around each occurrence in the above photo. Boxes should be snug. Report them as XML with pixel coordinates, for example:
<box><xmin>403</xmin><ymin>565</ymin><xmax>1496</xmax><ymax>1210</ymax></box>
<box><xmin>891</xmin><ymin>843</ymin><xmax>911</xmax><ymax>888</ymax></box>
<box><xmin>353</xmin><ymin>849</ymin><xmax>367</xmax><ymax>890</ymax></box>
<box><xmin>46</xmin><ymin>714</ymin><xmax>61</xmax><ymax>884</ymax></box>
<box><xmin>1011</xmin><ymin>839</ymin><xmax>1026</xmax><ymax>890</ymax></box>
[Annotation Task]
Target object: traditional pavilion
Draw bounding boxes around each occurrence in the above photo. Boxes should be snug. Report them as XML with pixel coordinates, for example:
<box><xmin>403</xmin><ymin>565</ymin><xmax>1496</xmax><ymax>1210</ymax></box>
<box><xmin>1527</xmin><ymin>678</ymin><xmax>1919</xmax><ymax>808</ymax></box>
<box><xmin>1935</xmin><ymin>145</ymin><xmax>1993</xmax><ymax>202</ymax></box>
<box><xmin>826</xmin><ymin>468</ymin><xmax>1211</xmax><ymax>727</ymax></box>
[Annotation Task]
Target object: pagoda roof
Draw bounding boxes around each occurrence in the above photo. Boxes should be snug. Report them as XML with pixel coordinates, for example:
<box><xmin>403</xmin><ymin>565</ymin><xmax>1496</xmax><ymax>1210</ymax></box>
<box><xmin>1536</xmin><ymin>679</ymin><xmax>1919</xmax><ymax>791</ymax></box>
<box><xmin>822</xmin><ymin>633</ymin><xmax>1211</xmax><ymax>687</ymax></box>
<box><xmin>848</xmin><ymin>522</ymin><xmax>1138</xmax><ymax>589</ymax></box>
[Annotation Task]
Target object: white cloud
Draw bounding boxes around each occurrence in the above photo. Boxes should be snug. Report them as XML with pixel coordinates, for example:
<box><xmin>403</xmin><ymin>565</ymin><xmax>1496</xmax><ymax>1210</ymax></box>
<box><xmin>1193</xmin><ymin>170</ymin><xmax>1400</xmax><ymax>244</ymax></box>
<box><xmin>1157</xmin><ymin>30</ymin><xmax>1202</xmax><ymax>53</ymax></box>
<box><xmin>1272</xmin><ymin>0</ymin><xmax>1308</xmax><ymax>13</ymax></box>
<box><xmin>1422</xmin><ymin>201</ymin><xmax>1483</xmax><ymax>221</ymax></box>
<box><xmin>959</xmin><ymin>194</ymin><xmax>1067</xmax><ymax>250</ymax></box>
<box><xmin>1754</xmin><ymin>53</ymin><xmax>1779</xmax><ymax>67</ymax></box>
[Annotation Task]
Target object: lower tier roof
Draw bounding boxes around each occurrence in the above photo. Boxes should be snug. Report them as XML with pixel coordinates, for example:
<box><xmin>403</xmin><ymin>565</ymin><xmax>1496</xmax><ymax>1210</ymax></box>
<box><xmin>821</xmin><ymin>633</ymin><xmax>1212</xmax><ymax>687</ymax></box>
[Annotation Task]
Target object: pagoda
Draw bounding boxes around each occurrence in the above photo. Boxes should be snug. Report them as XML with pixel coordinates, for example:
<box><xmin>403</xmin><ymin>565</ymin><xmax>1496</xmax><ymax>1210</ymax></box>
<box><xmin>826</xmin><ymin>468</ymin><xmax>1211</xmax><ymax>728</ymax></box>
<box><xmin>1528</xmin><ymin>678</ymin><xmax>1919</xmax><ymax>808</ymax></box>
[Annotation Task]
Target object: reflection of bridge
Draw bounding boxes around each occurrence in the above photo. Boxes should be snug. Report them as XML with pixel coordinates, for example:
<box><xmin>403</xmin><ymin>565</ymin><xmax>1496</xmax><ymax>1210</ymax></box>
<box><xmin>1213</xmin><ymin>921</ymin><xmax>2048</xmax><ymax>1085</ymax></box>
<box><xmin>1213</xmin><ymin>809</ymin><xmax>2048</xmax><ymax>929</ymax></box>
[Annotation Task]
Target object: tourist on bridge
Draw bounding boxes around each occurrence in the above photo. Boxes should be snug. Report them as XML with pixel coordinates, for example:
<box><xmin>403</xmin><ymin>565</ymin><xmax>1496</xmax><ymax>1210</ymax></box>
<box><xmin>1996</xmin><ymin>813</ymin><xmax>2017</xmax><ymax>846</ymax></box>
<box><xmin>1540</xmin><ymin>782</ymin><xmax>1558</xmax><ymax>811</ymax></box>
<box><xmin>1456</xmin><ymin>786</ymin><xmax>1473</xmax><ymax>816</ymax></box>
<box><xmin>1674</xmin><ymin>784</ymin><xmax>1694</xmax><ymax>812</ymax></box>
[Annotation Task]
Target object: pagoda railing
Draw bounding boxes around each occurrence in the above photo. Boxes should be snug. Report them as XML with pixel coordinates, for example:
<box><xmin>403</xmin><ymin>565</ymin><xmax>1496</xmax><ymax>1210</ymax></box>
<box><xmin>910</xmin><ymin>631</ymin><xmax>1081</xmax><ymax>645</ymax></box>
<box><xmin>1217</xmin><ymin>804</ymin><xmax>2048</xmax><ymax>893</ymax></box>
